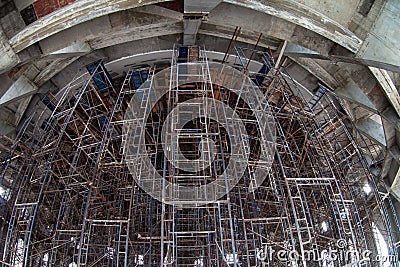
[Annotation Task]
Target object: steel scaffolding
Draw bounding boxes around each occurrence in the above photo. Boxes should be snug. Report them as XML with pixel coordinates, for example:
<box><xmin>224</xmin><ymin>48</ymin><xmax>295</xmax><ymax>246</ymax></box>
<box><xmin>0</xmin><ymin>44</ymin><xmax>399</xmax><ymax>267</ymax></box>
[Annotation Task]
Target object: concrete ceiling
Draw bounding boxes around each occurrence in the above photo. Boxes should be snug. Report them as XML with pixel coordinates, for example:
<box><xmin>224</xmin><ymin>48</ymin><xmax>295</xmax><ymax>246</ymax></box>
<box><xmin>0</xmin><ymin>0</ymin><xmax>400</xmax><ymax>206</ymax></box>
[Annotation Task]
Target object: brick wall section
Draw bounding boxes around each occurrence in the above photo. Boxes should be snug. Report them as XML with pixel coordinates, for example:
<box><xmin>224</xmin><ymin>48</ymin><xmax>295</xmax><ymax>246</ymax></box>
<box><xmin>33</xmin><ymin>0</ymin><xmax>76</xmax><ymax>19</ymax></box>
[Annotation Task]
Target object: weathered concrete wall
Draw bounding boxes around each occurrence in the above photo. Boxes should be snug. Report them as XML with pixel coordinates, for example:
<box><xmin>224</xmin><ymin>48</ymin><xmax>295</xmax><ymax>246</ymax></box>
<box><xmin>357</xmin><ymin>0</ymin><xmax>400</xmax><ymax>72</ymax></box>
<box><xmin>294</xmin><ymin>0</ymin><xmax>361</xmax><ymax>27</ymax></box>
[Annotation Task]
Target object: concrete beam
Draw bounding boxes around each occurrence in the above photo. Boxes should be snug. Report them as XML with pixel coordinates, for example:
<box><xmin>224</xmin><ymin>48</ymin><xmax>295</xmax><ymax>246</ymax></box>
<box><xmin>14</xmin><ymin>0</ymin><xmax>35</xmax><ymax>11</ymax></box>
<box><xmin>285</xmin><ymin>41</ymin><xmax>400</xmax><ymax>73</ymax></box>
<box><xmin>285</xmin><ymin>42</ymin><xmax>320</xmax><ymax>58</ymax></box>
<box><xmin>184</xmin><ymin>0</ymin><xmax>222</xmax><ymax>13</ymax></box>
<box><xmin>14</xmin><ymin>95</ymin><xmax>32</xmax><ymax>126</ymax></box>
<box><xmin>0</xmin><ymin>120</ymin><xmax>15</xmax><ymax>136</ymax></box>
<box><xmin>33</xmin><ymin>17</ymin><xmax>109</xmax><ymax>55</ymax></box>
<box><xmin>355</xmin><ymin>116</ymin><xmax>386</xmax><ymax>147</ymax></box>
<box><xmin>7</xmin><ymin>57</ymin><xmax>79</xmax><ymax>126</ymax></box>
<box><xmin>356</xmin><ymin>0</ymin><xmax>400</xmax><ymax>72</ymax></box>
<box><xmin>0</xmin><ymin>104</ymin><xmax>19</xmax><ymax>135</ymax></box>
<box><xmin>381</xmin><ymin>107</ymin><xmax>400</xmax><ymax>133</ymax></box>
<box><xmin>6</xmin><ymin>0</ymin><xmax>362</xmax><ymax>69</ymax></box>
<box><xmin>0</xmin><ymin>75</ymin><xmax>37</xmax><ymax>106</ymax></box>
<box><xmin>389</xmin><ymin>145</ymin><xmax>400</xmax><ymax>164</ymax></box>
<box><xmin>34</xmin><ymin>5</ymin><xmax>183</xmax><ymax>54</ymax></box>
<box><xmin>33</xmin><ymin>57</ymin><xmax>80</xmax><ymax>87</ymax></box>
<box><xmin>288</xmin><ymin>57</ymin><xmax>339</xmax><ymax>88</ymax></box>
<box><xmin>0</xmin><ymin>56</ymin><xmax>80</xmax><ymax>126</ymax></box>
<box><xmin>381</xmin><ymin>150</ymin><xmax>394</xmax><ymax>179</ymax></box>
<box><xmin>0</xmin><ymin>73</ymin><xmax>14</xmax><ymax>96</ymax></box>
<box><xmin>336</xmin><ymin>79</ymin><xmax>377</xmax><ymax>112</ymax></box>
<box><xmin>390</xmin><ymin>168</ymin><xmax>400</xmax><ymax>202</ymax></box>
<box><xmin>49</xmin><ymin>42</ymin><xmax>92</xmax><ymax>57</ymax></box>
<box><xmin>198</xmin><ymin>27</ymin><xmax>279</xmax><ymax>50</ymax></box>
<box><xmin>338</xmin><ymin>98</ymin><xmax>355</xmax><ymax>122</ymax></box>
<box><xmin>90</xmin><ymin>22</ymin><xmax>183</xmax><ymax>50</ymax></box>
<box><xmin>183</xmin><ymin>18</ymin><xmax>202</xmax><ymax>45</ymax></box>
<box><xmin>0</xmin><ymin>29</ymin><xmax>20</xmax><ymax>74</ymax></box>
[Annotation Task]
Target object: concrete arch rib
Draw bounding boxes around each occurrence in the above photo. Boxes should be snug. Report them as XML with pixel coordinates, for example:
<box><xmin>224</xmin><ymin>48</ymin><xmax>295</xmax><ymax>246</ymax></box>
<box><xmin>8</xmin><ymin>0</ymin><xmax>176</xmax><ymax>53</ymax></box>
<box><xmin>222</xmin><ymin>0</ymin><xmax>362</xmax><ymax>53</ymax></box>
<box><xmin>8</xmin><ymin>0</ymin><xmax>363</xmax><ymax>56</ymax></box>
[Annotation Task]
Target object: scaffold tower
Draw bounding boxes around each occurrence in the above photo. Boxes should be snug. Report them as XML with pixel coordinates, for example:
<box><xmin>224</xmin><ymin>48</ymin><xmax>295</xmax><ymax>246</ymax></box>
<box><xmin>0</xmin><ymin>45</ymin><xmax>399</xmax><ymax>267</ymax></box>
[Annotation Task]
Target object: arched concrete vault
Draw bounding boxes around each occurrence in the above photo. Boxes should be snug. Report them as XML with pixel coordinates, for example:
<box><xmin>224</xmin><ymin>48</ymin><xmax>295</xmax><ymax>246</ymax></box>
<box><xmin>1</xmin><ymin>0</ymin><xmax>400</xmax><ymax>213</ymax></box>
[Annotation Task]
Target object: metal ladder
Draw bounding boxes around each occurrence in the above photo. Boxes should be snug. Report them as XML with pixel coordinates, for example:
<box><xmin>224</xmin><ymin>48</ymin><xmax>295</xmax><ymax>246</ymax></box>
<box><xmin>304</xmin><ymin>85</ymin><xmax>327</xmax><ymax>111</ymax></box>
